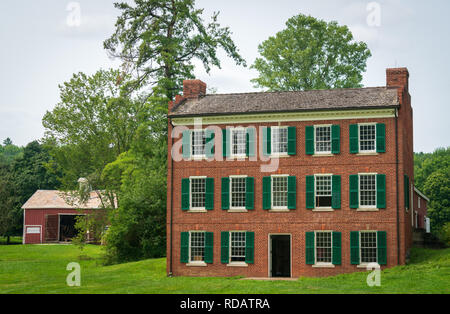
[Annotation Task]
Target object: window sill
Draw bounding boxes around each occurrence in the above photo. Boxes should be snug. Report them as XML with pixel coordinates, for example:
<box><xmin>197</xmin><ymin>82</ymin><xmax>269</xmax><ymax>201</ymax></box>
<box><xmin>357</xmin><ymin>152</ymin><xmax>379</xmax><ymax>156</ymax></box>
<box><xmin>312</xmin><ymin>208</ymin><xmax>334</xmax><ymax>212</ymax></box>
<box><xmin>269</xmin><ymin>154</ymin><xmax>290</xmax><ymax>158</ymax></box>
<box><xmin>228</xmin><ymin>209</ymin><xmax>248</xmax><ymax>213</ymax></box>
<box><xmin>356</xmin><ymin>208</ymin><xmax>379</xmax><ymax>212</ymax></box>
<box><xmin>312</xmin><ymin>153</ymin><xmax>334</xmax><ymax>157</ymax></box>
<box><xmin>227</xmin><ymin>262</ymin><xmax>248</xmax><ymax>267</ymax></box>
<box><xmin>187</xmin><ymin>262</ymin><xmax>207</xmax><ymax>267</ymax></box>
<box><xmin>188</xmin><ymin>209</ymin><xmax>208</xmax><ymax>213</ymax></box>
<box><xmin>269</xmin><ymin>208</ymin><xmax>290</xmax><ymax>213</ymax></box>
<box><xmin>356</xmin><ymin>263</ymin><xmax>379</xmax><ymax>269</ymax></box>
<box><xmin>312</xmin><ymin>263</ymin><xmax>335</xmax><ymax>268</ymax></box>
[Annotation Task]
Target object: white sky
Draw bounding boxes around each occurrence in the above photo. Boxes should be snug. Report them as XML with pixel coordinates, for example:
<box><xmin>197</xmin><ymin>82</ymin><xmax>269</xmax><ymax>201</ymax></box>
<box><xmin>0</xmin><ymin>0</ymin><xmax>449</xmax><ymax>152</ymax></box>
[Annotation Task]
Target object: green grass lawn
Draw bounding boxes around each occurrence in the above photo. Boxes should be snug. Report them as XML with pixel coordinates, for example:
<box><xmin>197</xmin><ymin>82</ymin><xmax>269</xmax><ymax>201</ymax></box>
<box><xmin>0</xmin><ymin>244</ymin><xmax>449</xmax><ymax>294</ymax></box>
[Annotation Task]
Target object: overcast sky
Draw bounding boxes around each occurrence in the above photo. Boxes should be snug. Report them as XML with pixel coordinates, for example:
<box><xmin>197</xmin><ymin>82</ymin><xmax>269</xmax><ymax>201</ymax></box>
<box><xmin>0</xmin><ymin>0</ymin><xmax>449</xmax><ymax>152</ymax></box>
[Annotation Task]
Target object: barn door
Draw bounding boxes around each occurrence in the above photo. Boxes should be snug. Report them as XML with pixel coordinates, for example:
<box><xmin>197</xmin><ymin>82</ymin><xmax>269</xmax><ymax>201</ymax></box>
<box><xmin>45</xmin><ymin>214</ymin><xmax>58</xmax><ymax>242</ymax></box>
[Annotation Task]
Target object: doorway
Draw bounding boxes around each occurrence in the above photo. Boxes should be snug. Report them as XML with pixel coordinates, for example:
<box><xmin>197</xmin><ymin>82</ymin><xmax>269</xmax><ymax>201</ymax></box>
<box><xmin>270</xmin><ymin>235</ymin><xmax>291</xmax><ymax>278</ymax></box>
<box><xmin>59</xmin><ymin>215</ymin><xmax>83</xmax><ymax>242</ymax></box>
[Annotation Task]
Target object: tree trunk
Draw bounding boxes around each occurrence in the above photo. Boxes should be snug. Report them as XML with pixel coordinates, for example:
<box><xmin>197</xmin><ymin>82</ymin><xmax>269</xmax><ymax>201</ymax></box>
<box><xmin>6</xmin><ymin>235</ymin><xmax>10</xmax><ymax>245</ymax></box>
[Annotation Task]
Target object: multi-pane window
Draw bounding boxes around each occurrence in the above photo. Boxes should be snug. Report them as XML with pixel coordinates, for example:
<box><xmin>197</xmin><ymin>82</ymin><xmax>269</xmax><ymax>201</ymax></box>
<box><xmin>231</xmin><ymin>177</ymin><xmax>246</xmax><ymax>208</ymax></box>
<box><xmin>190</xmin><ymin>231</ymin><xmax>205</xmax><ymax>262</ymax></box>
<box><xmin>272</xmin><ymin>127</ymin><xmax>288</xmax><ymax>154</ymax></box>
<box><xmin>230</xmin><ymin>231</ymin><xmax>246</xmax><ymax>262</ymax></box>
<box><xmin>191</xmin><ymin>130</ymin><xmax>206</xmax><ymax>156</ymax></box>
<box><xmin>316</xmin><ymin>231</ymin><xmax>332</xmax><ymax>263</ymax></box>
<box><xmin>316</xmin><ymin>175</ymin><xmax>332</xmax><ymax>208</ymax></box>
<box><xmin>359</xmin><ymin>124</ymin><xmax>376</xmax><ymax>152</ymax></box>
<box><xmin>360</xmin><ymin>232</ymin><xmax>377</xmax><ymax>263</ymax></box>
<box><xmin>360</xmin><ymin>174</ymin><xmax>376</xmax><ymax>207</ymax></box>
<box><xmin>272</xmin><ymin>176</ymin><xmax>288</xmax><ymax>208</ymax></box>
<box><xmin>191</xmin><ymin>178</ymin><xmax>206</xmax><ymax>209</ymax></box>
<box><xmin>315</xmin><ymin>126</ymin><xmax>331</xmax><ymax>153</ymax></box>
<box><xmin>231</xmin><ymin>129</ymin><xmax>246</xmax><ymax>156</ymax></box>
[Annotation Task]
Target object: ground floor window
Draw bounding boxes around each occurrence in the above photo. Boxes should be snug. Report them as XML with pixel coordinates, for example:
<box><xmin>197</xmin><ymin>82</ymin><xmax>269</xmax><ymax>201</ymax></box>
<box><xmin>315</xmin><ymin>231</ymin><xmax>332</xmax><ymax>263</ymax></box>
<box><xmin>190</xmin><ymin>231</ymin><xmax>205</xmax><ymax>262</ymax></box>
<box><xmin>360</xmin><ymin>231</ymin><xmax>377</xmax><ymax>263</ymax></box>
<box><xmin>230</xmin><ymin>231</ymin><xmax>246</xmax><ymax>262</ymax></box>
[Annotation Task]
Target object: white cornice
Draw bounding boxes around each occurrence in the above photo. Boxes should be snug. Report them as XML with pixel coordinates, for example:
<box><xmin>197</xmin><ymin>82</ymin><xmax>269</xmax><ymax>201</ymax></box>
<box><xmin>171</xmin><ymin>108</ymin><xmax>397</xmax><ymax>126</ymax></box>
<box><xmin>414</xmin><ymin>187</ymin><xmax>430</xmax><ymax>202</ymax></box>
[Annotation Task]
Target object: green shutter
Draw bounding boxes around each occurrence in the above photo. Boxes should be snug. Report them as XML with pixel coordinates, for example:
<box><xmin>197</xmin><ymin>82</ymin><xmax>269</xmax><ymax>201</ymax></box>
<box><xmin>246</xmin><ymin>127</ymin><xmax>256</xmax><ymax>157</ymax></box>
<box><xmin>305</xmin><ymin>126</ymin><xmax>315</xmax><ymax>155</ymax></box>
<box><xmin>205</xmin><ymin>178</ymin><xmax>214</xmax><ymax>210</ymax></box>
<box><xmin>332</xmin><ymin>232</ymin><xmax>342</xmax><ymax>265</ymax></box>
<box><xmin>287</xmin><ymin>126</ymin><xmax>297</xmax><ymax>155</ymax></box>
<box><xmin>221</xmin><ymin>231</ymin><xmax>229</xmax><ymax>264</ymax></box>
<box><xmin>181</xmin><ymin>178</ymin><xmax>190</xmax><ymax>211</ymax></box>
<box><xmin>180</xmin><ymin>232</ymin><xmax>189</xmax><ymax>263</ymax></box>
<box><xmin>288</xmin><ymin>176</ymin><xmax>297</xmax><ymax>210</ymax></box>
<box><xmin>205</xmin><ymin>232</ymin><xmax>214</xmax><ymax>264</ymax></box>
<box><xmin>262</xmin><ymin>176</ymin><xmax>272</xmax><ymax>210</ymax></box>
<box><xmin>332</xmin><ymin>175</ymin><xmax>341</xmax><ymax>209</ymax></box>
<box><xmin>349</xmin><ymin>175</ymin><xmax>359</xmax><ymax>209</ymax></box>
<box><xmin>377</xmin><ymin>174</ymin><xmax>386</xmax><ymax>209</ymax></box>
<box><xmin>263</xmin><ymin>127</ymin><xmax>271</xmax><ymax>156</ymax></box>
<box><xmin>331</xmin><ymin>125</ymin><xmax>341</xmax><ymax>154</ymax></box>
<box><xmin>221</xmin><ymin>177</ymin><xmax>230</xmax><ymax>210</ymax></box>
<box><xmin>305</xmin><ymin>232</ymin><xmax>315</xmax><ymax>265</ymax></box>
<box><xmin>205</xmin><ymin>129</ymin><xmax>215</xmax><ymax>158</ymax></box>
<box><xmin>404</xmin><ymin>174</ymin><xmax>410</xmax><ymax>210</ymax></box>
<box><xmin>182</xmin><ymin>130</ymin><xmax>191</xmax><ymax>159</ymax></box>
<box><xmin>222</xmin><ymin>128</ymin><xmax>229</xmax><ymax>158</ymax></box>
<box><xmin>350</xmin><ymin>231</ymin><xmax>360</xmax><ymax>265</ymax></box>
<box><xmin>377</xmin><ymin>231</ymin><xmax>387</xmax><ymax>265</ymax></box>
<box><xmin>349</xmin><ymin>124</ymin><xmax>359</xmax><ymax>154</ymax></box>
<box><xmin>245</xmin><ymin>177</ymin><xmax>255</xmax><ymax>210</ymax></box>
<box><xmin>376</xmin><ymin>123</ymin><xmax>386</xmax><ymax>153</ymax></box>
<box><xmin>306</xmin><ymin>175</ymin><xmax>315</xmax><ymax>209</ymax></box>
<box><xmin>245</xmin><ymin>231</ymin><xmax>255</xmax><ymax>264</ymax></box>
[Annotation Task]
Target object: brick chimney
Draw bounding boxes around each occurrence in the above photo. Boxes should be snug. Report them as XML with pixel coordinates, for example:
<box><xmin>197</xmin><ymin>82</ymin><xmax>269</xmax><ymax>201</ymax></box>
<box><xmin>183</xmin><ymin>79</ymin><xmax>207</xmax><ymax>99</ymax></box>
<box><xmin>386</xmin><ymin>68</ymin><xmax>409</xmax><ymax>92</ymax></box>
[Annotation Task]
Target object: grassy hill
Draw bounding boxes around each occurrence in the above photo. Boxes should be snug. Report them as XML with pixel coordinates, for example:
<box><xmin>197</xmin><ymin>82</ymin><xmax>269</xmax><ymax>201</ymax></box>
<box><xmin>0</xmin><ymin>244</ymin><xmax>449</xmax><ymax>294</ymax></box>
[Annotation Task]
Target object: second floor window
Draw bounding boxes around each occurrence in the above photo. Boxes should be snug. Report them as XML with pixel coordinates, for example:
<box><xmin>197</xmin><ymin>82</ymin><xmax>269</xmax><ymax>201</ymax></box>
<box><xmin>271</xmin><ymin>127</ymin><xmax>288</xmax><ymax>154</ymax></box>
<box><xmin>360</xmin><ymin>174</ymin><xmax>376</xmax><ymax>207</ymax></box>
<box><xmin>315</xmin><ymin>175</ymin><xmax>332</xmax><ymax>208</ymax></box>
<box><xmin>231</xmin><ymin>177</ymin><xmax>246</xmax><ymax>208</ymax></box>
<box><xmin>191</xmin><ymin>178</ymin><xmax>206</xmax><ymax>209</ymax></box>
<box><xmin>359</xmin><ymin>124</ymin><xmax>376</xmax><ymax>152</ymax></box>
<box><xmin>192</xmin><ymin>130</ymin><xmax>206</xmax><ymax>156</ymax></box>
<box><xmin>272</xmin><ymin>176</ymin><xmax>288</xmax><ymax>208</ymax></box>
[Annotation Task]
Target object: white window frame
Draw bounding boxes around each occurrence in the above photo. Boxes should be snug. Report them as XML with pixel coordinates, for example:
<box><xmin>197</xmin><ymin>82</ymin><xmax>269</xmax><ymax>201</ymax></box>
<box><xmin>188</xmin><ymin>231</ymin><xmax>206</xmax><ymax>265</ymax></box>
<box><xmin>189</xmin><ymin>176</ymin><xmax>207</xmax><ymax>212</ymax></box>
<box><xmin>230</xmin><ymin>127</ymin><xmax>247</xmax><ymax>158</ymax></box>
<box><xmin>358</xmin><ymin>123</ymin><xmax>377</xmax><ymax>153</ymax></box>
<box><xmin>271</xmin><ymin>126</ymin><xmax>288</xmax><ymax>156</ymax></box>
<box><xmin>228</xmin><ymin>231</ymin><xmax>247</xmax><ymax>266</ymax></box>
<box><xmin>359</xmin><ymin>231</ymin><xmax>378</xmax><ymax>266</ymax></box>
<box><xmin>314</xmin><ymin>174</ymin><xmax>333</xmax><ymax>210</ymax></box>
<box><xmin>358</xmin><ymin>173</ymin><xmax>377</xmax><ymax>209</ymax></box>
<box><xmin>418</xmin><ymin>197</ymin><xmax>421</xmax><ymax>209</ymax></box>
<box><xmin>191</xmin><ymin>129</ymin><xmax>207</xmax><ymax>158</ymax></box>
<box><xmin>314</xmin><ymin>124</ymin><xmax>332</xmax><ymax>155</ymax></box>
<box><xmin>271</xmin><ymin>174</ymin><xmax>289</xmax><ymax>210</ymax></box>
<box><xmin>229</xmin><ymin>175</ymin><xmax>248</xmax><ymax>211</ymax></box>
<box><xmin>314</xmin><ymin>230</ymin><xmax>334</xmax><ymax>267</ymax></box>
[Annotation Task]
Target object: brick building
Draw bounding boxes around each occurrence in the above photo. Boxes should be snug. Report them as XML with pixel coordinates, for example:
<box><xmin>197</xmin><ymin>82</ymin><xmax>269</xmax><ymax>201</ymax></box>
<box><xmin>166</xmin><ymin>67</ymin><xmax>428</xmax><ymax>278</ymax></box>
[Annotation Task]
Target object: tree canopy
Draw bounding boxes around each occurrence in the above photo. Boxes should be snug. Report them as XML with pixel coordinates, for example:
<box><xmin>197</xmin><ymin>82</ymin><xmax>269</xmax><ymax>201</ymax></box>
<box><xmin>251</xmin><ymin>14</ymin><xmax>371</xmax><ymax>91</ymax></box>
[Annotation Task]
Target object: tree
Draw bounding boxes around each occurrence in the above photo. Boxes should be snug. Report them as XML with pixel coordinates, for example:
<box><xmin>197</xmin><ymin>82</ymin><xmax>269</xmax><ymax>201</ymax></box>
<box><xmin>104</xmin><ymin>0</ymin><xmax>246</xmax><ymax>98</ymax></box>
<box><xmin>0</xmin><ymin>138</ymin><xmax>23</xmax><ymax>164</ymax></box>
<box><xmin>251</xmin><ymin>14</ymin><xmax>371</xmax><ymax>91</ymax></box>
<box><xmin>0</xmin><ymin>163</ymin><xmax>16</xmax><ymax>244</ymax></box>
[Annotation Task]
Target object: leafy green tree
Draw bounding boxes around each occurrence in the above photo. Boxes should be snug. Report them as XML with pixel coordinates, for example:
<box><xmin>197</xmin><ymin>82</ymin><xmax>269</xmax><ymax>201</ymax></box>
<box><xmin>0</xmin><ymin>163</ymin><xmax>16</xmax><ymax>244</ymax></box>
<box><xmin>0</xmin><ymin>138</ymin><xmax>23</xmax><ymax>164</ymax></box>
<box><xmin>104</xmin><ymin>0</ymin><xmax>246</xmax><ymax>98</ymax></box>
<box><xmin>251</xmin><ymin>14</ymin><xmax>371</xmax><ymax>91</ymax></box>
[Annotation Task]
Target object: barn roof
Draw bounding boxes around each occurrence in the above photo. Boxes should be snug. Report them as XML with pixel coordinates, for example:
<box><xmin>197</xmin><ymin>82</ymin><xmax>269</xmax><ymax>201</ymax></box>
<box><xmin>21</xmin><ymin>190</ymin><xmax>105</xmax><ymax>210</ymax></box>
<box><xmin>169</xmin><ymin>86</ymin><xmax>400</xmax><ymax>117</ymax></box>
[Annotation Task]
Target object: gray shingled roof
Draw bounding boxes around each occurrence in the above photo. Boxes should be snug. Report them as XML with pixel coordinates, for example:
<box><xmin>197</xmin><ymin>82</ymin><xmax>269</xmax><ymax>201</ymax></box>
<box><xmin>169</xmin><ymin>86</ymin><xmax>399</xmax><ymax>117</ymax></box>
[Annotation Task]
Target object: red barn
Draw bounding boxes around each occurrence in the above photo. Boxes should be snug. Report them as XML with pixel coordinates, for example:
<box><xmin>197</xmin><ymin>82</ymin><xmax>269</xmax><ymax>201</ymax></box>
<box><xmin>22</xmin><ymin>190</ymin><xmax>104</xmax><ymax>244</ymax></box>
